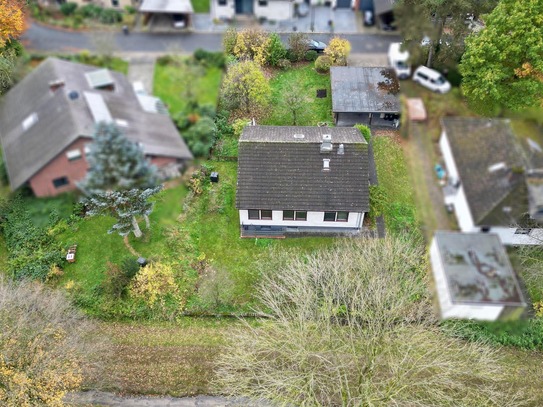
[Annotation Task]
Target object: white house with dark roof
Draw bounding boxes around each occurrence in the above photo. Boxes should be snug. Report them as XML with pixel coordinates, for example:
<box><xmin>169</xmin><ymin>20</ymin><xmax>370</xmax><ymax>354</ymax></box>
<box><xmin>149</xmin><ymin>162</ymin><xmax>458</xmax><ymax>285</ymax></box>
<box><xmin>430</xmin><ymin>231</ymin><xmax>526</xmax><ymax>321</ymax></box>
<box><xmin>439</xmin><ymin>117</ymin><xmax>543</xmax><ymax>245</ymax></box>
<box><xmin>236</xmin><ymin>126</ymin><xmax>369</xmax><ymax>237</ymax></box>
<box><xmin>0</xmin><ymin>57</ymin><xmax>192</xmax><ymax>197</ymax></box>
<box><xmin>331</xmin><ymin>67</ymin><xmax>401</xmax><ymax>127</ymax></box>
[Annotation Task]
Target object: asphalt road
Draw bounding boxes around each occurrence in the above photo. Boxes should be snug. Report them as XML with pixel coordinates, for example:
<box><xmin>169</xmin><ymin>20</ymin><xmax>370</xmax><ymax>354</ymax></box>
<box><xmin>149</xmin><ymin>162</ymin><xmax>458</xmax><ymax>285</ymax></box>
<box><xmin>21</xmin><ymin>21</ymin><xmax>401</xmax><ymax>54</ymax></box>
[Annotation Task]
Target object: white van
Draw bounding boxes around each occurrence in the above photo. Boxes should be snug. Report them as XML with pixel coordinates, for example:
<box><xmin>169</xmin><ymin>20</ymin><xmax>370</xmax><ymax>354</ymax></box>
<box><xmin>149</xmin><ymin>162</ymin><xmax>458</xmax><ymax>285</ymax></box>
<box><xmin>412</xmin><ymin>65</ymin><xmax>451</xmax><ymax>93</ymax></box>
<box><xmin>388</xmin><ymin>43</ymin><xmax>411</xmax><ymax>79</ymax></box>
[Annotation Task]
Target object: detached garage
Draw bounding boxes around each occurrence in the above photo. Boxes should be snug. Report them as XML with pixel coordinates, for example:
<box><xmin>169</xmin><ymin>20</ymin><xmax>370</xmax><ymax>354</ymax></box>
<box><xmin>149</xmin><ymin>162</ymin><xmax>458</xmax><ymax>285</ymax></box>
<box><xmin>140</xmin><ymin>0</ymin><xmax>194</xmax><ymax>29</ymax></box>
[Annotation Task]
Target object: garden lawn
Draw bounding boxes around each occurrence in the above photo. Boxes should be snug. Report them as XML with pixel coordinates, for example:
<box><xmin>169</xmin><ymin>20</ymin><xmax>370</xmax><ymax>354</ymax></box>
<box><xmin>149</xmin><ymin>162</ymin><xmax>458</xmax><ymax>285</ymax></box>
<box><xmin>263</xmin><ymin>64</ymin><xmax>333</xmax><ymax>126</ymax></box>
<box><xmin>191</xmin><ymin>0</ymin><xmax>210</xmax><ymax>13</ymax></box>
<box><xmin>153</xmin><ymin>60</ymin><xmax>223</xmax><ymax>116</ymax></box>
<box><xmin>373</xmin><ymin>133</ymin><xmax>418</xmax><ymax>236</ymax></box>
<box><xmin>183</xmin><ymin>161</ymin><xmax>337</xmax><ymax>308</ymax></box>
<box><xmin>57</xmin><ymin>186</ymin><xmax>188</xmax><ymax>295</ymax></box>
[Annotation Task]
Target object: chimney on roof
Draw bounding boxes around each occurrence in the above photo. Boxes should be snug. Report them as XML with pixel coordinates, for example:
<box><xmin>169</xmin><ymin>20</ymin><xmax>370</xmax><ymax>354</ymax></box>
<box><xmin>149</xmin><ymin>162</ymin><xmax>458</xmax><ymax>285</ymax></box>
<box><xmin>49</xmin><ymin>79</ymin><xmax>65</xmax><ymax>93</ymax></box>
<box><xmin>338</xmin><ymin>144</ymin><xmax>344</xmax><ymax>155</ymax></box>
<box><xmin>320</xmin><ymin>134</ymin><xmax>332</xmax><ymax>153</ymax></box>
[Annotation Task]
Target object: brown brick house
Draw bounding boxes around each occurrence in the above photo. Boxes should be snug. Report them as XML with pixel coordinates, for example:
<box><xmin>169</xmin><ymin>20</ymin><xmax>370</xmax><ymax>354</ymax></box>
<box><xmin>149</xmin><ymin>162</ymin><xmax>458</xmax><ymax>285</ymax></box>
<box><xmin>0</xmin><ymin>58</ymin><xmax>192</xmax><ymax>197</ymax></box>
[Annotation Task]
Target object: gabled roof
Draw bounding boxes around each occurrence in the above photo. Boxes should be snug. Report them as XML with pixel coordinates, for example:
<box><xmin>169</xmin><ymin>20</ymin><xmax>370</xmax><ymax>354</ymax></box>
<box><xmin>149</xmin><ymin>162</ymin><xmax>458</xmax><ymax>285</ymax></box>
<box><xmin>0</xmin><ymin>57</ymin><xmax>192</xmax><ymax>190</ymax></box>
<box><xmin>432</xmin><ymin>231</ymin><xmax>525</xmax><ymax>307</ymax></box>
<box><xmin>331</xmin><ymin>67</ymin><xmax>401</xmax><ymax>114</ymax></box>
<box><xmin>236</xmin><ymin>126</ymin><xmax>369</xmax><ymax>212</ymax></box>
<box><xmin>441</xmin><ymin>117</ymin><xmax>532</xmax><ymax>226</ymax></box>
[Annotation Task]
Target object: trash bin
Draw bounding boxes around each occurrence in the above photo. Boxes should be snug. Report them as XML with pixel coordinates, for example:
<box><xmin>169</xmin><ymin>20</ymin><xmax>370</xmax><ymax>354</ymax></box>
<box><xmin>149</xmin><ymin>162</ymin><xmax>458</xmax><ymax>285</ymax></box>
<box><xmin>122</xmin><ymin>25</ymin><xmax>129</xmax><ymax>35</ymax></box>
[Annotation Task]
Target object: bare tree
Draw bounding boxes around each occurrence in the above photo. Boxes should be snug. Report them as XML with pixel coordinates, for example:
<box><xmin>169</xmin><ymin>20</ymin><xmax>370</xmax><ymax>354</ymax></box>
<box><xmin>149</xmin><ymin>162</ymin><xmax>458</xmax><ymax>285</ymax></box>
<box><xmin>216</xmin><ymin>235</ymin><xmax>526</xmax><ymax>406</ymax></box>
<box><xmin>283</xmin><ymin>84</ymin><xmax>309</xmax><ymax>125</ymax></box>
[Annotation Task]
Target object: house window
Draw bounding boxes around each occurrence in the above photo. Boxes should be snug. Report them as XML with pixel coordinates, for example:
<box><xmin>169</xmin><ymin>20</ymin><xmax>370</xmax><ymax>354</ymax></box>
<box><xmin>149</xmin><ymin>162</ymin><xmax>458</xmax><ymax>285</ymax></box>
<box><xmin>52</xmin><ymin>177</ymin><xmax>69</xmax><ymax>188</ymax></box>
<box><xmin>66</xmin><ymin>149</ymin><xmax>82</xmax><ymax>161</ymax></box>
<box><xmin>111</xmin><ymin>0</ymin><xmax>119</xmax><ymax>6</ymax></box>
<box><xmin>324</xmin><ymin>211</ymin><xmax>349</xmax><ymax>222</ymax></box>
<box><xmin>324</xmin><ymin>212</ymin><xmax>336</xmax><ymax>222</ymax></box>
<box><xmin>261</xmin><ymin>210</ymin><xmax>272</xmax><ymax>220</ymax></box>
<box><xmin>249</xmin><ymin>209</ymin><xmax>272</xmax><ymax>220</ymax></box>
<box><xmin>218</xmin><ymin>0</ymin><xmax>227</xmax><ymax>5</ymax></box>
<box><xmin>515</xmin><ymin>228</ymin><xmax>532</xmax><ymax>235</ymax></box>
<box><xmin>283</xmin><ymin>210</ymin><xmax>294</xmax><ymax>220</ymax></box>
<box><xmin>283</xmin><ymin>210</ymin><xmax>307</xmax><ymax>221</ymax></box>
<box><xmin>336</xmin><ymin>211</ymin><xmax>349</xmax><ymax>222</ymax></box>
<box><xmin>258</xmin><ymin>0</ymin><xmax>268</xmax><ymax>5</ymax></box>
<box><xmin>295</xmin><ymin>211</ymin><xmax>307</xmax><ymax>221</ymax></box>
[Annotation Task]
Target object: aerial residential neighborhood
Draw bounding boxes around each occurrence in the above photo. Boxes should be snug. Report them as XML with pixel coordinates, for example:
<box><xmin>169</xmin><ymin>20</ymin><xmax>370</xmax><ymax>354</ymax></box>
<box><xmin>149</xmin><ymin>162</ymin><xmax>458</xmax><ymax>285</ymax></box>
<box><xmin>0</xmin><ymin>0</ymin><xmax>542</xmax><ymax>406</ymax></box>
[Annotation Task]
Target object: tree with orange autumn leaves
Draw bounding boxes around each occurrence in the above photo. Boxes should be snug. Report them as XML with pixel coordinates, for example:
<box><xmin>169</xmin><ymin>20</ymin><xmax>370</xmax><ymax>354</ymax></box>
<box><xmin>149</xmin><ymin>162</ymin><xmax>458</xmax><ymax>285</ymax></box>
<box><xmin>0</xmin><ymin>0</ymin><xmax>26</xmax><ymax>48</ymax></box>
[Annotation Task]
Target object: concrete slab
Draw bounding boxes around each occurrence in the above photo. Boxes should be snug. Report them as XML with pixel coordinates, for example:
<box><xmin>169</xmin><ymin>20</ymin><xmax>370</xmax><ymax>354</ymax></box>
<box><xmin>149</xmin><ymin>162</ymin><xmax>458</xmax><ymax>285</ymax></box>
<box><xmin>126</xmin><ymin>55</ymin><xmax>157</xmax><ymax>95</ymax></box>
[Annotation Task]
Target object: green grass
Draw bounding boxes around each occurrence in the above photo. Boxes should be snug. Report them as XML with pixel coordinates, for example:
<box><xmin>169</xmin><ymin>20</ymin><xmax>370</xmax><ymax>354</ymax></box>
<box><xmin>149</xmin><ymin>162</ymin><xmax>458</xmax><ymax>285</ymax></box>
<box><xmin>57</xmin><ymin>186</ymin><xmax>187</xmax><ymax>294</ymax></box>
<box><xmin>184</xmin><ymin>161</ymin><xmax>337</xmax><ymax>307</ymax></box>
<box><xmin>262</xmin><ymin>64</ymin><xmax>333</xmax><ymax>126</ymax></box>
<box><xmin>153</xmin><ymin>60</ymin><xmax>223</xmax><ymax>116</ymax></box>
<box><xmin>373</xmin><ymin>134</ymin><xmax>418</xmax><ymax>236</ymax></box>
<box><xmin>191</xmin><ymin>0</ymin><xmax>210</xmax><ymax>13</ymax></box>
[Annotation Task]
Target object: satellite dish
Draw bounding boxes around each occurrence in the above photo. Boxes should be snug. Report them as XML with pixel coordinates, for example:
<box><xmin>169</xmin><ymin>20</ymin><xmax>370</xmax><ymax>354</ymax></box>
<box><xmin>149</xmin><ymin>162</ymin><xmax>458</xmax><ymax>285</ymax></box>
<box><xmin>527</xmin><ymin>138</ymin><xmax>542</xmax><ymax>153</ymax></box>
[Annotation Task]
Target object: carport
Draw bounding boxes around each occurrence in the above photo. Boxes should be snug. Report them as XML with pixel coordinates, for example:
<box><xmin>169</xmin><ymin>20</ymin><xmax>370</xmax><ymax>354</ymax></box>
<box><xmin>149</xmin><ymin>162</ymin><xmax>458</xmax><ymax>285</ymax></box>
<box><xmin>139</xmin><ymin>0</ymin><xmax>194</xmax><ymax>29</ymax></box>
<box><xmin>331</xmin><ymin>66</ymin><xmax>401</xmax><ymax>127</ymax></box>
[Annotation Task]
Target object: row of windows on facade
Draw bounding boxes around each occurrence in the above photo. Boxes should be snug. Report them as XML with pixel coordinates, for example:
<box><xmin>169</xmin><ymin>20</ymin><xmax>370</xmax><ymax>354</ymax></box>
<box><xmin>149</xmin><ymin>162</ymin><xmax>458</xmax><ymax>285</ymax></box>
<box><xmin>248</xmin><ymin>209</ymin><xmax>349</xmax><ymax>222</ymax></box>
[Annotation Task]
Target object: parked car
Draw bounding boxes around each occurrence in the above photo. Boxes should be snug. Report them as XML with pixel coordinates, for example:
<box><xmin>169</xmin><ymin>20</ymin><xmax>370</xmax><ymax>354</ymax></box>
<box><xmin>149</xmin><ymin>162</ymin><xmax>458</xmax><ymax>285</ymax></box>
<box><xmin>172</xmin><ymin>14</ymin><xmax>186</xmax><ymax>28</ymax></box>
<box><xmin>307</xmin><ymin>39</ymin><xmax>327</xmax><ymax>53</ymax></box>
<box><xmin>388</xmin><ymin>42</ymin><xmax>411</xmax><ymax>79</ymax></box>
<box><xmin>413</xmin><ymin>65</ymin><xmax>451</xmax><ymax>93</ymax></box>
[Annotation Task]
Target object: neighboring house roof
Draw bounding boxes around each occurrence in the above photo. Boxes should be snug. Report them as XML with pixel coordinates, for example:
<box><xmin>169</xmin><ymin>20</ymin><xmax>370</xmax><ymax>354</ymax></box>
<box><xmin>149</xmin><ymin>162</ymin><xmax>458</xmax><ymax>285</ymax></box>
<box><xmin>373</xmin><ymin>0</ymin><xmax>394</xmax><ymax>16</ymax></box>
<box><xmin>236</xmin><ymin>126</ymin><xmax>369</xmax><ymax>212</ymax></box>
<box><xmin>441</xmin><ymin>117</ymin><xmax>540</xmax><ymax>227</ymax></box>
<box><xmin>432</xmin><ymin>231</ymin><xmax>525</xmax><ymax>307</ymax></box>
<box><xmin>0</xmin><ymin>57</ymin><xmax>192</xmax><ymax>190</ymax></box>
<box><xmin>139</xmin><ymin>0</ymin><xmax>194</xmax><ymax>13</ymax></box>
<box><xmin>331</xmin><ymin>67</ymin><xmax>400</xmax><ymax>114</ymax></box>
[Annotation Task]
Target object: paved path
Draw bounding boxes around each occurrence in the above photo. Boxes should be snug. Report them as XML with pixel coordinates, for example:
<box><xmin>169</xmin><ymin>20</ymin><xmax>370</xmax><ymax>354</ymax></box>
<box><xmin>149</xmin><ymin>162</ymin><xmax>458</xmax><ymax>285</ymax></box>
<box><xmin>126</xmin><ymin>55</ymin><xmax>157</xmax><ymax>94</ymax></box>
<box><xmin>65</xmin><ymin>391</ymin><xmax>266</xmax><ymax>407</ymax></box>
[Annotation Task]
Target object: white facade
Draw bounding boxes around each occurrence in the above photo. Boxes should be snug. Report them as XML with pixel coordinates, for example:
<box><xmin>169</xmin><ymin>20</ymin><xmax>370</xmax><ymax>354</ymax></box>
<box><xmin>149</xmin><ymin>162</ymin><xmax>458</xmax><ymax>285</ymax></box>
<box><xmin>211</xmin><ymin>0</ymin><xmax>294</xmax><ymax>21</ymax></box>
<box><xmin>239</xmin><ymin>210</ymin><xmax>364</xmax><ymax>230</ymax></box>
<box><xmin>439</xmin><ymin>130</ymin><xmax>543</xmax><ymax>246</ymax></box>
<box><xmin>430</xmin><ymin>239</ymin><xmax>505</xmax><ymax>321</ymax></box>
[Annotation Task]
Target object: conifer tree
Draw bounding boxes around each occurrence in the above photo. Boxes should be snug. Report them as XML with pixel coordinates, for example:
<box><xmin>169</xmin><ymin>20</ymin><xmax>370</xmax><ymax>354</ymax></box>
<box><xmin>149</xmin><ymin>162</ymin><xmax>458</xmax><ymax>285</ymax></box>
<box><xmin>78</xmin><ymin>122</ymin><xmax>158</xmax><ymax>194</ymax></box>
<box><xmin>80</xmin><ymin>122</ymin><xmax>162</xmax><ymax>246</ymax></box>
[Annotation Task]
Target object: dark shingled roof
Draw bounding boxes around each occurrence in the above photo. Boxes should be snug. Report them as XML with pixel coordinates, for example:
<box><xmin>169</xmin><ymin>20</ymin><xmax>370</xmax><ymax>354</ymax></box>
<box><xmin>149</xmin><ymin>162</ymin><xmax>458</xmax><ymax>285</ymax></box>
<box><xmin>236</xmin><ymin>126</ymin><xmax>369</xmax><ymax>212</ymax></box>
<box><xmin>441</xmin><ymin>118</ymin><xmax>530</xmax><ymax>226</ymax></box>
<box><xmin>331</xmin><ymin>67</ymin><xmax>400</xmax><ymax>114</ymax></box>
<box><xmin>0</xmin><ymin>58</ymin><xmax>192</xmax><ymax>190</ymax></box>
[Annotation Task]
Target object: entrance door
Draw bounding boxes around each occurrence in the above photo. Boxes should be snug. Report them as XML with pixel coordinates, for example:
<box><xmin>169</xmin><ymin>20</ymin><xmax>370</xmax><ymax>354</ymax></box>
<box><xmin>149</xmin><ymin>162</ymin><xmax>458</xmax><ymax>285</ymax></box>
<box><xmin>235</xmin><ymin>0</ymin><xmax>254</xmax><ymax>14</ymax></box>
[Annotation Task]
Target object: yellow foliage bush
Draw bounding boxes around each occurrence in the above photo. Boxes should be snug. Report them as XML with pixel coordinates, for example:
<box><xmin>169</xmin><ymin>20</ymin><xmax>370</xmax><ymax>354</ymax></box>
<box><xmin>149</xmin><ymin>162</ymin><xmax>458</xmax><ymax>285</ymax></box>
<box><xmin>324</xmin><ymin>36</ymin><xmax>351</xmax><ymax>66</ymax></box>
<box><xmin>534</xmin><ymin>301</ymin><xmax>543</xmax><ymax>318</ymax></box>
<box><xmin>233</xmin><ymin>28</ymin><xmax>270</xmax><ymax>66</ymax></box>
<box><xmin>130</xmin><ymin>262</ymin><xmax>180</xmax><ymax>306</ymax></box>
<box><xmin>0</xmin><ymin>0</ymin><xmax>26</xmax><ymax>47</ymax></box>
